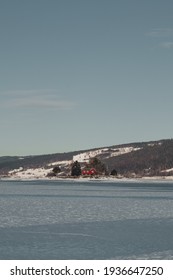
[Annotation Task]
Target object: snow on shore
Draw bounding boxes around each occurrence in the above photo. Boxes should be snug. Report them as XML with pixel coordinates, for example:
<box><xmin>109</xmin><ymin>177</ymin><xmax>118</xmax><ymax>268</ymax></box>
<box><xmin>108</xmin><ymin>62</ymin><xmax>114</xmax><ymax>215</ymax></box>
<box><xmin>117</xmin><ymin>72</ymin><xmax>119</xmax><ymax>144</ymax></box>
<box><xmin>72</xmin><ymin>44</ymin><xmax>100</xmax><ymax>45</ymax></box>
<box><xmin>8</xmin><ymin>167</ymin><xmax>52</xmax><ymax>179</ymax></box>
<box><xmin>3</xmin><ymin>171</ymin><xmax>173</xmax><ymax>183</ymax></box>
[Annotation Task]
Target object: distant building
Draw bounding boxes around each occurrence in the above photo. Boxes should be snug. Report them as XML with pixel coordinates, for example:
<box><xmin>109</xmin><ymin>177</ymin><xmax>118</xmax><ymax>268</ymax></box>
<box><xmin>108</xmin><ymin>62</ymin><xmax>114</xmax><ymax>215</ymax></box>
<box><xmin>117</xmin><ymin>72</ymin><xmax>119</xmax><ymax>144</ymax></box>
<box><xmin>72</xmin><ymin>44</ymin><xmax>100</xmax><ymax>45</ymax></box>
<box><xmin>82</xmin><ymin>168</ymin><xmax>97</xmax><ymax>176</ymax></box>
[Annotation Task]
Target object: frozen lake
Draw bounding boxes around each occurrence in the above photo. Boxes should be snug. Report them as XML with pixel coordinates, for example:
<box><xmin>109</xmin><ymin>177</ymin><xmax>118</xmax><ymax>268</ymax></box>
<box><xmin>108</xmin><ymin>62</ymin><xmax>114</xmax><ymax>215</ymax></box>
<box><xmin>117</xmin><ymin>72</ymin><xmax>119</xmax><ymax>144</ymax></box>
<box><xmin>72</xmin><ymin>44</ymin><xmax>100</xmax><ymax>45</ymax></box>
<box><xmin>0</xmin><ymin>179</ymin><xmax>173</xmax><ymax>259</ymax></box>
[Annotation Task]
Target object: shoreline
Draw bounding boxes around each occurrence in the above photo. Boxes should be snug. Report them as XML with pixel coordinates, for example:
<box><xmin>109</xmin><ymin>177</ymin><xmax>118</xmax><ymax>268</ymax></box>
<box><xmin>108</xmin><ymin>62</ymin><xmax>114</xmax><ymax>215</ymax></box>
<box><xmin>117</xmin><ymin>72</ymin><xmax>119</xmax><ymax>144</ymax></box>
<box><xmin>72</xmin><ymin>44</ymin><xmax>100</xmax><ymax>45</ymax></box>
<box><xmin>1</xmin><ymin>175</ymin><xmax>173</xmax><ymax>183</ymax></box>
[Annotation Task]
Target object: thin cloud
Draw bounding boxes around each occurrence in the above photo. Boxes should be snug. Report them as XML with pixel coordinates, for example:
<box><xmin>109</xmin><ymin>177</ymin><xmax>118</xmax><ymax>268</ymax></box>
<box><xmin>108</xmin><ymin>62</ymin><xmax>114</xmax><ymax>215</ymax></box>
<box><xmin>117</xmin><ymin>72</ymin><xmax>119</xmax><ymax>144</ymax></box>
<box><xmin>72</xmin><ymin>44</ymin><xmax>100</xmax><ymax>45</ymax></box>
<box><xmin>147</xmin><ymin>28</ymin><xmax>173</xmax><ymax>37</ymax></box>
<box><xmin>160</xmin><ymin>42</ymin><xmax>173</xmax><ymax>49</ymax></box>
<box><xmin>1</xmin><ymin>89</ymin><xmax>54</xmax><ymax>96</ymax></box>
<box><xmin>7</xmin><ymin>98</ymin><xmax>76</xmax><ymax>109</ymax></box>
<box><xmin>0</xmin><ymin>89</ymin><xmax>76</xmax><ymax>110</ymax></box>
<box><xmin>147</xmin><ymin>28</ymin><xmax>173</xmax><ymax>50</ymax></box>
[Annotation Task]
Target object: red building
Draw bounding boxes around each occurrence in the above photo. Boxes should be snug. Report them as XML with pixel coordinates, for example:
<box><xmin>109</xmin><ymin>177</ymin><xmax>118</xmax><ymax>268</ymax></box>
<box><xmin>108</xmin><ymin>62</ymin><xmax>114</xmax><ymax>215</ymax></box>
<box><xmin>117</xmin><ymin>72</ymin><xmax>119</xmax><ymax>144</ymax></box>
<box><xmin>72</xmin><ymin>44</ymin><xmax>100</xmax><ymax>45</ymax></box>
<box><xmin>82</xmin><ymin>168</ymin><xmax>97</xmax><ymax>176</ymax></box>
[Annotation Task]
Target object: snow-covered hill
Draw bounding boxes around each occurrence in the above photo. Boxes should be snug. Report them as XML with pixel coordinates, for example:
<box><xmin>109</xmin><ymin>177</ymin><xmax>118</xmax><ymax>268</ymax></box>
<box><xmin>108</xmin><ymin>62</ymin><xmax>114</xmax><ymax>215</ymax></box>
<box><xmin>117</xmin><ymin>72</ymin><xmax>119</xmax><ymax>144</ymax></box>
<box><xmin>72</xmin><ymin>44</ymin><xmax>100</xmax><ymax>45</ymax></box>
<box><xmin>73</xmin><ymin>146</ymin><xmax>141</xmax><ymax>162</ymax></box>
<box><xmin>7</xmin><ymin>145</ymin><xmax>142</xmax><ymax>179</ymax></box>
<box><xmin>2</xmin><ymin>139</ymin><xmax>173</xmax><ymax>179</ymax></box>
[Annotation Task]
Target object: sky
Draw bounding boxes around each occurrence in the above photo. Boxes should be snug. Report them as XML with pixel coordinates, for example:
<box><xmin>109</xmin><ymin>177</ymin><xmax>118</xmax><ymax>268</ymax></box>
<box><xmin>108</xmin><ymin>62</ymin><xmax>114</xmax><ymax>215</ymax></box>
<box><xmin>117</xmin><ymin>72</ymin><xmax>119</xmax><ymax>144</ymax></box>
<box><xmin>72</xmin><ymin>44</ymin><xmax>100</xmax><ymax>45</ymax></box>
<box><xmin>0</xmin><ymin>0</ymin><xmax>173</xmax><ymax>156</ymax></box>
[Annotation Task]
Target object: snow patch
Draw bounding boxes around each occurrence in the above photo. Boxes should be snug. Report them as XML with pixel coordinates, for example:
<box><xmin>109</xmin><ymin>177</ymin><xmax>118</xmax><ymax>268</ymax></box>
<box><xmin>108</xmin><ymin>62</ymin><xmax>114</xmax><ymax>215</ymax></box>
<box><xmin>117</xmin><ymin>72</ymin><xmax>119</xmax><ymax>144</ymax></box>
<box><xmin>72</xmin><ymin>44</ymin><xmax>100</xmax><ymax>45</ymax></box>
<box><xmin>73</xmin><ymin>148</ymin><xmax>109</xmax><ymax>162</ymax></box>
<box><xmin>8</xmin><ymin>167</ymin><xmax>52</xmax><ymax>179</ymax></box>
<box><xmin>161</xmin><ymin>167</ymin><xmax>173</xmax><ymax>173</ymax></box>
<box><xmin>9</xmin><ymin>167</ymin><xmax>23</xmax><ymax>174</ymax></box>
<box><xmin>148</xmin><ymin>142</ymin><xmax>162</xmax><ymax>147</ymax></box>
<box><xmin>73</xmin><ymin>146</ymin><xmax>142</xmax><ymax>162</ymax></box>
<box><xmin>48</xmin><ymin>160</ymin><xmax>71</xmax><ymax>166</ymax></box>
<box><xmin>108</xmin><ymin>147</ymin><xmax>141</xmax><ymax>158</ymax></box>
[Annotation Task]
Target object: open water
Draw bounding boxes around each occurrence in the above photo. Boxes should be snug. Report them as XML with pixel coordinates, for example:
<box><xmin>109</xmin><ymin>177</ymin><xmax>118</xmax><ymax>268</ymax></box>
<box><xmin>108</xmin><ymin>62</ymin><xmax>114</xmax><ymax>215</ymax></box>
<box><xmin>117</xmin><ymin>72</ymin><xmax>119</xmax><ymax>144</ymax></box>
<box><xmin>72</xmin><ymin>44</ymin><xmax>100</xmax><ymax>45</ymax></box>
<box><xmin>0</xmin><ymin>179</ymin><xmax>173</xmax><ymax>259</ymax></box>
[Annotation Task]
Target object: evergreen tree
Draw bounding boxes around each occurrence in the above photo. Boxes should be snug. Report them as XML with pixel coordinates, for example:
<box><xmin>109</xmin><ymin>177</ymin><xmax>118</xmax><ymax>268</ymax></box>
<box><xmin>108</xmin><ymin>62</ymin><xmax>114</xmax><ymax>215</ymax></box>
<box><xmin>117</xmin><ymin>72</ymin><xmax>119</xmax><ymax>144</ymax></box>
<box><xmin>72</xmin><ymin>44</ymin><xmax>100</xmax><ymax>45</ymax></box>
<box><xmin>110</xmin><ymin>169</ymin><xmax>117</xmax><ymax>176</ymax></box>
<box><xmin>88</xmin><ymin>157</ymin><xmax>107</xmax><ymax>174</ymax></box>
<box><xmin>52</xmin><ymin>166</ymin><xmax>61</xmax><ymax>174</ymax></box>
<box><xmin>71</xmin><ymin>161</ymin><xmax>81</xmax><ymax>176</ymax></box>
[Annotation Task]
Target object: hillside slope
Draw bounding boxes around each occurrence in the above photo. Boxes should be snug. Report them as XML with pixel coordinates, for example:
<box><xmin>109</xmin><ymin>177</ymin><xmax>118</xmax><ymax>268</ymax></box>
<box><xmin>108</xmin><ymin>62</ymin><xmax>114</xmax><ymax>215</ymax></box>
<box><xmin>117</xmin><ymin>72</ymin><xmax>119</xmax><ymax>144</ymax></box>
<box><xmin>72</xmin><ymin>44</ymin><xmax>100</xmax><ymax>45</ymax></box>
<box><xmin>0</xmin><ymin>139</ymin><xmax>173</xmax><ymax>178</ymax></box>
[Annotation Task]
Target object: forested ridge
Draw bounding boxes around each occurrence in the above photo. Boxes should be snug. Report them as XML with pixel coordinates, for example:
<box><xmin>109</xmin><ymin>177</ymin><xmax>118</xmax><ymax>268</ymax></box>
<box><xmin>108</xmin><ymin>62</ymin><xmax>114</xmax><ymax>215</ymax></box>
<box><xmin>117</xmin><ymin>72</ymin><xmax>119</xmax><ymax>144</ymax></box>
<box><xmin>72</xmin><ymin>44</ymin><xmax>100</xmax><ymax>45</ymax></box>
<box><xmin>0</xmin><ymin>139</ymin><xmax>173</xmax><ymax>177</ymax></box>
<box><xmin>103</xmin><ymin>139</ymin><xmax>173</xmax><ymax>176</ymax></box>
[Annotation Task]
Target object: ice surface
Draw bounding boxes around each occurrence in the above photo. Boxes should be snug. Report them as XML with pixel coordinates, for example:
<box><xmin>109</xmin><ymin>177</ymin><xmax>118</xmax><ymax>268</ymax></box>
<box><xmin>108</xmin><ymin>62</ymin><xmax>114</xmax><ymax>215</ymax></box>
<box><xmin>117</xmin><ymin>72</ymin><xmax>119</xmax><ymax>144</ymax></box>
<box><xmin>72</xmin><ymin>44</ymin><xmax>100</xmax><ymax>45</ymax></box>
<box><xmin>0</xmin><ymin>180</ymin><xmax>173</xmax><ymax>259</ymax></box>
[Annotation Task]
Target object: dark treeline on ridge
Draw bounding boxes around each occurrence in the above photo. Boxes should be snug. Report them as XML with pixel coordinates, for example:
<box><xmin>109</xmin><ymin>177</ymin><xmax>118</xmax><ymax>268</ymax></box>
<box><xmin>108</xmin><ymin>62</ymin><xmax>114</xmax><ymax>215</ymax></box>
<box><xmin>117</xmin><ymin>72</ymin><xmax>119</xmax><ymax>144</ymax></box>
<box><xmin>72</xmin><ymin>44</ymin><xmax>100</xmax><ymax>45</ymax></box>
<box><xmin>0</xmin><ymin>139</ymin><xmax>173</xmax><ymax>177</ymax></box>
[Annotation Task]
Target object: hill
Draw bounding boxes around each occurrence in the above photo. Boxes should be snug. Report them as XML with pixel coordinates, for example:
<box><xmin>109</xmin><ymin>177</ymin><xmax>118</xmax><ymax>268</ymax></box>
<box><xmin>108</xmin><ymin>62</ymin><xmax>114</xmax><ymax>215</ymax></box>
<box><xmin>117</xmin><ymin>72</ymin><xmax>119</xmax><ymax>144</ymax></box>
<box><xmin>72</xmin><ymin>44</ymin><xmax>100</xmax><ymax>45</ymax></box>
<box><xmin>0</xmin><ymin>139</ymin><xmax>173</xmax><ymax>179</ymax></box>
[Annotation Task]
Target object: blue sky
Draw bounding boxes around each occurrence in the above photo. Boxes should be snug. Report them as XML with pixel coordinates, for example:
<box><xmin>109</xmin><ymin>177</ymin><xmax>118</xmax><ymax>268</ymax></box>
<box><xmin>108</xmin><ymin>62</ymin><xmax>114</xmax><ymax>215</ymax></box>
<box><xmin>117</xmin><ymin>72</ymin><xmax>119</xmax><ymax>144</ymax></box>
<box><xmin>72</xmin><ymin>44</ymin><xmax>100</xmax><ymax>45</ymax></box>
<box><xmin>0</xmin><ymin>0</ymin><xmax>173</xmax><ymax>156</ymax></box>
